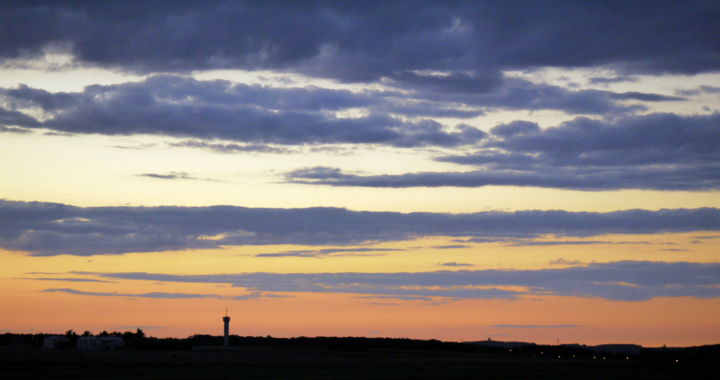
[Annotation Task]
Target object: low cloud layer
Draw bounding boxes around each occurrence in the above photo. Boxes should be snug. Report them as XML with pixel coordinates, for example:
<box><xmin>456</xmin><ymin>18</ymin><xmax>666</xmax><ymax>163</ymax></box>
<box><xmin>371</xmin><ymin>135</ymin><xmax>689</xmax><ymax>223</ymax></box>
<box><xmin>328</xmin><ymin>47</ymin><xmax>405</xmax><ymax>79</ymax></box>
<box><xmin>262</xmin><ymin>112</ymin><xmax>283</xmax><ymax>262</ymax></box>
<box><xmin>68</xmin><ymin>261</ymin><xmax>720</xmax><ymax>301</ymax></box>
<box><xmin>287</xmin><ymin>113</ymin><xmax>720</xmax><ymax>191</ymax></box>
<box><xmin>2</xmin><ymin>200</ymin><xmax>719</xmax><ymax>256</ymax></box>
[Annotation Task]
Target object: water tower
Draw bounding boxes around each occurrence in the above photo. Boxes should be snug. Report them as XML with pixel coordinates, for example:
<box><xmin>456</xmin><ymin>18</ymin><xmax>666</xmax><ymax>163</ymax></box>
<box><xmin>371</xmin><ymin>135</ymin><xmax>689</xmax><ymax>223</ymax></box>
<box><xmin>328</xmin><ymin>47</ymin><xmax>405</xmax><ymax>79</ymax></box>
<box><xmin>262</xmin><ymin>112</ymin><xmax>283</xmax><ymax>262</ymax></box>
<box><xmin>222</xmin><ymin>309</ymin><xmax>231</xmax><ymax>347</ymax></box>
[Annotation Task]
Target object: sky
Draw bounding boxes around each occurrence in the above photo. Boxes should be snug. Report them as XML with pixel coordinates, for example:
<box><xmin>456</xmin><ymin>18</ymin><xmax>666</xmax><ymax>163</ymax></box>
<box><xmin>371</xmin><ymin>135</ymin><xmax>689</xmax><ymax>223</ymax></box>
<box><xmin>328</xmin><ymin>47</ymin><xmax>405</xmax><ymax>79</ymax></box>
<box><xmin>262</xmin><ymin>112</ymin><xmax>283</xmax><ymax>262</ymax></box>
<box><xmin>1</xmin><ymin>0</ymin><xmax>719</xmax><ymax>347</ymax></box>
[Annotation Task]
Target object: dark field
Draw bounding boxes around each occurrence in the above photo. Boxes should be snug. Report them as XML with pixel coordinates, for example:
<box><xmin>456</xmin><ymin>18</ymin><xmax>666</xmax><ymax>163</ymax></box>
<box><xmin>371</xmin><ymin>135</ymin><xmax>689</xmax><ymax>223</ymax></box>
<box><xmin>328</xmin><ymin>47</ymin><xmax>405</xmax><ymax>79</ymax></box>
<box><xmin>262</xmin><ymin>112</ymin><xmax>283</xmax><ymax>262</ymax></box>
<box><xmin>1</xmin><ymin>345</ymin><xmax>715</xmax><ymax>379</ymax></box>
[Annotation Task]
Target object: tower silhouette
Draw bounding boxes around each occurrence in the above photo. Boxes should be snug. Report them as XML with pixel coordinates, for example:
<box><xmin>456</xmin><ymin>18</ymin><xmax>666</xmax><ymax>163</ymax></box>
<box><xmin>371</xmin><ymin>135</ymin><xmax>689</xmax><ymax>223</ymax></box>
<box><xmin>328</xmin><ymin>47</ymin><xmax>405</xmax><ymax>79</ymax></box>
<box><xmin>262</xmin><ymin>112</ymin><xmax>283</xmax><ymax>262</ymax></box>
<box><xmin>223</xmin><ymin>309</ymin><xmax>231</xmax><ymax>347</ymax></box>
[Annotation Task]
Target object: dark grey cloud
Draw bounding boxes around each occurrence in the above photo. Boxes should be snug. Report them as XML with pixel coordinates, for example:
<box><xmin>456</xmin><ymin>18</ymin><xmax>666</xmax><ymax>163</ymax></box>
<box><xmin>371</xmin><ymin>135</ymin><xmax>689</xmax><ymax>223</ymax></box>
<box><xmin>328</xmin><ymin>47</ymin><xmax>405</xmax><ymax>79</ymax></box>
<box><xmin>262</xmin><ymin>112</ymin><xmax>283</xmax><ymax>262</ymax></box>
<box><xmin>74</xmin><ymin>261</ymin><xmax>720</xmax><ymax>301</ymax></box>
<box><xmin>1</xmin><ymin>200</ymin><xmax>719</xmax><ymax>256</ymax></box>
<box><xmin>414</xmin><ymin>78</ymin><xmax>682</xmax><ymax>115</ymax></box>
<box><xmin>608</xmin><ymin>91</ymin><xmax>684</xmax><ymax>102</ymax></box>
<box><xmin>388</xmin><ymin>71</ymin><xmax>504</xmax><ymax>95</ymax></box>
<box><xmin>456</xmin><ymin>113</ymin><xmax>720</xmax><ymax>169</ymax></box>
<box><xmin>0</xmin><ymin>84</ymin><xmax>79</xmax><ymax>111</ymax></box>
<box><xmin>0</xmin><ymin>74</ymin><xmax>686</xmax><ymax>154</ymax></box>
<box><xmin>588</xmin><ymin>76</ymin><xmax>638</xmax><ymax>85</ymax></box>
<box><xmin>255</xmin><ymin>247</ymin><xmax>403</xmax><ymax>258</ymax></box>
<box><xmin>0</xmin><ymin>126</ymin><xmax>32</xmax><ymax>134</ymax></box>
<box><xmin>675</xmin><ymin>85</ymin><xmax>720</xmax><ymax>97</ymax></box>
<box><xmin>288</xmin><ymin>113</ymin><xmax>720</xmax><ymax>191</ymax></box>
<box><xmin>0</xmin><ymin>76</ymin><xmax>488</xmax><ymax>148</ymax></box>
<box><xmin>0</xmin><ymin>108</ymin><xmax>39</xmax><ymax>128</ymax></box>
<box><xmin>170</xmin><ymin>140</ymin><xmax>292</xmax><ymax>154</ymax></box>
<box><xmin>286</xmin><ymin>165</ymin><xmax>720</xmax><ymax>191</ymax></box>
<box><xmin>2</xmin><ymin>1</ymin><xmax>718</xmax><ymax>78</ymax></box>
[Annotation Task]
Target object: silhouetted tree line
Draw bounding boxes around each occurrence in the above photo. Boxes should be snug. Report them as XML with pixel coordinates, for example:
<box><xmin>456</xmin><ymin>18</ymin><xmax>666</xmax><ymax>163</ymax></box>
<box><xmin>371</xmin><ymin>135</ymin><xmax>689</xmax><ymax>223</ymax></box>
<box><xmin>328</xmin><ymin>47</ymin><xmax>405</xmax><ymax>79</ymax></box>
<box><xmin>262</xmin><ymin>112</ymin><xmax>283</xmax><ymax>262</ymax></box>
<box><xmin>1</xmin><ymin>332</ymin><xmax>717</xmax><ymax>362</ymax></box>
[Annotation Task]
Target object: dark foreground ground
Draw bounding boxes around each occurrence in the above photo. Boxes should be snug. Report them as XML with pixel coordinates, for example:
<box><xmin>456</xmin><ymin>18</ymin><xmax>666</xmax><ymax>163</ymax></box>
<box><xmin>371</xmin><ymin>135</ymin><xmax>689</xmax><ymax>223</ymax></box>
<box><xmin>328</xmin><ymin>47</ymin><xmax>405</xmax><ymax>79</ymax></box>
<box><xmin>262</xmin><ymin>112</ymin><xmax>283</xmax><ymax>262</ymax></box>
<box><xmin>0</xmin><ymin>345</ymin><xmax>715</xmax><ymax>380</ymax></box>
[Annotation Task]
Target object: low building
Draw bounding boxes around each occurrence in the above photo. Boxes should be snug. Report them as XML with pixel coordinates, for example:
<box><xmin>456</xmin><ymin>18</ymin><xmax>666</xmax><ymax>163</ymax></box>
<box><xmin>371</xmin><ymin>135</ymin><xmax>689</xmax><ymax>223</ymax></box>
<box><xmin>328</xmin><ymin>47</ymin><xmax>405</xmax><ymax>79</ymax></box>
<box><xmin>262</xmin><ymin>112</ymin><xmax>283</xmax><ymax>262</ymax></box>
<box><xmin>77</xmin><ymin>336</ymin><xmax>124</xmax><ymax>350</ymax></box>
<box><xmin>42</xmin><ymin>335</ymin><xmax>71</xmax><ymax>349</ymax></box>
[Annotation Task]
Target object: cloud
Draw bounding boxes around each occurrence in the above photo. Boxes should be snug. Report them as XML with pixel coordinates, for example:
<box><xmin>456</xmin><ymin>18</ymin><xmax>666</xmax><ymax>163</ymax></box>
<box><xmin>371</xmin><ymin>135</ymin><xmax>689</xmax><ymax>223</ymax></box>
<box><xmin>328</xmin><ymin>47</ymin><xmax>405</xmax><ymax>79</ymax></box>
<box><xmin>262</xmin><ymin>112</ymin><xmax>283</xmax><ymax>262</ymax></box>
<box><xmin>415</xmin><ymin>77</ymin><xmax>682</xmax><ymax>115</ymax></box>
<box><xmin>42</xmin><ymin>288</ymin><xmax>284</xmax><ymax>301</ymax></box>
<box><xmin>0</xmin><ymin>76</ymin><xmax>490</xmax><ymax>148</ymax></box>
<box><xmin>0</xmin><ymin>73</ymin><xmax>687</xmax><ymax>154</ymax></box>
<box><xmin>137</xmin><ymin>172</ymin><xmax>197</xmax><ymax>180</ymax></box>
<box><xmin>42</xmin><ymin>288</ymin><xmax>224</xmax><ymax>299</ymax></box>
<box><xmin>588</xmin><ymin>76</ymin><xmax>638</xmax><ymax>85</ymax></box>
<box><xmin>356</xmin><ymin>295</ymin><xmax>433</xmax><ymax>301</ymax></box>
<box><xmin>288</xmin><ymin>113</ymin><xmax>720</xmax><ymax>191</ymax></box>
<box><xmin>74</xmin><ymin>261</ymin><xmax>720</xmax><ymax>301</ymax></box>
<box><xmin>0</xmin><ymin>126</ymin><xmax>33</xmax><ymax>134</ymax></box>
<box><xmin>548</xmin><ymin>258</ymin><xmax>584</xmax><ymax>266</ymax></box>
<box><xmin>0</xmin><ymin>108</ymin><xmax>40</xmax><ymax>128</ymax></box>
<box><xmin>19</xmin><ymin>277</ymin><xmax>116</xmax><ymax>283</ymax></box>
<box><xmin>136</xmin><ymin>171</ymin><xmax>222</xmax><ymax>182</ymax></box>
<box><xmin>1</xmin><ymin>200</ymin><xmax>719</xmax><ymax>256</ymax></box>
<box><xmin>438</xmin><ymin>262</ymin><xmax>474</xmax><ymax>267</ymax></box>
<box><xmin>507</xmin><ymin>241</ymin><xmax>616</xmax><ymax>247</ymax></box>
<box><xmin>286</xmin><ymin>165</ymin><xmax>720</xmax><ymax>191</ymax></box>
<box><xmin>675</xmin><ymin>86</ymin><xmax>720</xmax><ymax>97</ymax></box>
<box><xmin>255</xmin><ymin>247</ymin><xmax>403</xmax><ymax>258</ymax></box>
<box><xmin>2</xmin><ymin>1</ymin><xmax>718</xmax><ymax>78</ymax></box>
<box><xmin>170</xmin><ymin>140</ymin><xmax>292</xmax><ymax>154</ymax></box>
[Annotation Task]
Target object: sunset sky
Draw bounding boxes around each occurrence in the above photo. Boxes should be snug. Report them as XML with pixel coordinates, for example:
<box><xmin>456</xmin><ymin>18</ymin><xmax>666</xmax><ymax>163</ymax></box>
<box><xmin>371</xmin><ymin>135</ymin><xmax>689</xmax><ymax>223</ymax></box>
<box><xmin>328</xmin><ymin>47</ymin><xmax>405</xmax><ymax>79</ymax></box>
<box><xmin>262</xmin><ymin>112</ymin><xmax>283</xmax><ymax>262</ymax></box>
<box><xmin>1</xmin><ymin>1</ymin><xmax>719</xmax><ymax>347</ymax></box>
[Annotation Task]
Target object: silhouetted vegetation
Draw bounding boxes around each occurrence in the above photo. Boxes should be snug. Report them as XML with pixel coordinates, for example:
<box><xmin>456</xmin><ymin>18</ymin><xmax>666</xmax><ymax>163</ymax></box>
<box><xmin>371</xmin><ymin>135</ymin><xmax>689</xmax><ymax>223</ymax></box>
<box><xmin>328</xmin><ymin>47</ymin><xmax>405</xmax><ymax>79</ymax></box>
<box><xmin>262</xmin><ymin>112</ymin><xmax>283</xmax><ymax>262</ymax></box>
<box><xmin>1</xmin><ymin>331</ymin><xmax>718</xmax><ymax>362</ymax></box>
<box><xmin>1</xmin><ymin>332</ymin><xmax>718</xmax><ymax>379</ymax></box>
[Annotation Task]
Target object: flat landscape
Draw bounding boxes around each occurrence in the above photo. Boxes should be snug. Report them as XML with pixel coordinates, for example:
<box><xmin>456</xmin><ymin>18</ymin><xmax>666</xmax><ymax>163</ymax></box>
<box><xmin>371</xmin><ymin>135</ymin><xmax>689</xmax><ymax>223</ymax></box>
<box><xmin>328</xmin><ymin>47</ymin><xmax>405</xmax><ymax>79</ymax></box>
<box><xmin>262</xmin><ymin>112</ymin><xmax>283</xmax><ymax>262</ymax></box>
<box><xmin>2</xmin><ymin>340</ymin><xmax>717</xmax><ymax>379</ymax></box>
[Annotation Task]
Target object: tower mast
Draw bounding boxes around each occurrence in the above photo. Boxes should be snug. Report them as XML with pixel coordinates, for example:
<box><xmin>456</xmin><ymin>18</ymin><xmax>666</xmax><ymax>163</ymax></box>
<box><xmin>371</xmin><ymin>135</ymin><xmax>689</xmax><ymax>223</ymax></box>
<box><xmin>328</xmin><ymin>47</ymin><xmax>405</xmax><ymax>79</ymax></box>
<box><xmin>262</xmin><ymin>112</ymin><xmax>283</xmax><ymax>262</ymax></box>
<box><xmin>222</xmin><ymin>309</ymin><xmax>231</xmax><ymax>347</ymax></box>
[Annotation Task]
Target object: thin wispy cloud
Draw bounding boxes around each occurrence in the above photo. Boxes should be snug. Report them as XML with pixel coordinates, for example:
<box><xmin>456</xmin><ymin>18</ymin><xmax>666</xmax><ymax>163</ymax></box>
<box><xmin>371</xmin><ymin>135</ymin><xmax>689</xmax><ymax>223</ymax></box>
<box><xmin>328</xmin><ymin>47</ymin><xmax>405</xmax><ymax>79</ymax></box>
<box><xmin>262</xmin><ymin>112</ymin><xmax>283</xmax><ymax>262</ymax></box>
<box><xmin>438</xmin><ymin>262</ymin><xmax>474</xmax><ymax>267</ymax></box>
<box><xmin>137</xmin><ymin>172</ymin><xmax>223</xmax><ymax>182</ymax></box>
<box><xmin>42</xmin><ymin>288</ymin><xmax>225</xmax><ymax>299</ymax></box>
<box><xmin>70</xmin><ymin>261</ymin><xmax>720</xmax><ymax>302</ymax></box>
<box><xmin>255</xmin><ymin>247</ymin><xmax>403</xmax><ymax>258</ymax></box>
<box><xmin>18</xmin><ymin>277</ymin><xmax>116</xmax><ymax>283</ymax></box>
